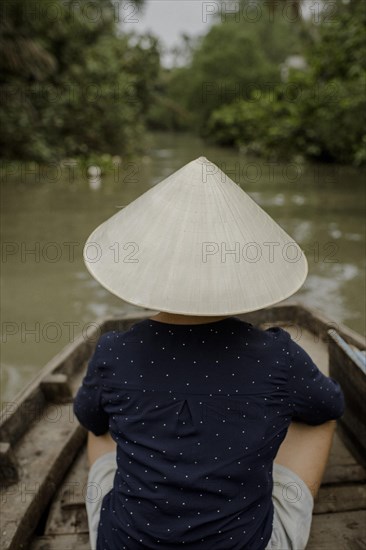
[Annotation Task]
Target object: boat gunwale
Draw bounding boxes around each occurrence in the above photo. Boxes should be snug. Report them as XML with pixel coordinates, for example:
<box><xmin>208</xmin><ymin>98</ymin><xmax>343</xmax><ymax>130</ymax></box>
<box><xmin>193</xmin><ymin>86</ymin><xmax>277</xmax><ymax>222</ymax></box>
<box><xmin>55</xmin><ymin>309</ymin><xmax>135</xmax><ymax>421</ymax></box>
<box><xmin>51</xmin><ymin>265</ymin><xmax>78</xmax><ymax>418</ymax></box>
<box><xmin>0</xmin><ymin>311</ymin><xmax>149</xmax><ymax>443</ymax></box>
<box><xmin>1</xmin><ymin>302</ymin><xmax>364</xmax><ymax>445</ymax></box>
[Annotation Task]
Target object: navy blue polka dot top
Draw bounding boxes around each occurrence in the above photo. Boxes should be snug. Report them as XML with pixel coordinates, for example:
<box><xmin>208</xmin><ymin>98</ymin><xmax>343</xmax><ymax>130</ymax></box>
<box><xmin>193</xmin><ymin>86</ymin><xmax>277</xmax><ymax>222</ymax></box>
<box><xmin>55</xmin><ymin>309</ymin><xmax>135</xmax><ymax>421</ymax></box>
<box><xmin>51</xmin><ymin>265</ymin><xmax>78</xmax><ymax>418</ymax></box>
<box><xmin>73</xmin><ymin>316</ymin><xmax>345</xmax><ymax>550</ymax></box>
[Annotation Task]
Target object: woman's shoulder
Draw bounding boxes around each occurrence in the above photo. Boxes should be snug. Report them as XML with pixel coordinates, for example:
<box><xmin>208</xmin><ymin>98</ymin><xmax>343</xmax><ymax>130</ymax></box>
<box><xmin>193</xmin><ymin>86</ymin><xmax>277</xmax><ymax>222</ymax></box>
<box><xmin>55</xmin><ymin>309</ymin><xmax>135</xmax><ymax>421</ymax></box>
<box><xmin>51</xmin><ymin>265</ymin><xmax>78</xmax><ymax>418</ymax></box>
<box><xmin>95</xmin><ymin>330</ymin><xmax>117</xmax><ymax>348</ymax></box>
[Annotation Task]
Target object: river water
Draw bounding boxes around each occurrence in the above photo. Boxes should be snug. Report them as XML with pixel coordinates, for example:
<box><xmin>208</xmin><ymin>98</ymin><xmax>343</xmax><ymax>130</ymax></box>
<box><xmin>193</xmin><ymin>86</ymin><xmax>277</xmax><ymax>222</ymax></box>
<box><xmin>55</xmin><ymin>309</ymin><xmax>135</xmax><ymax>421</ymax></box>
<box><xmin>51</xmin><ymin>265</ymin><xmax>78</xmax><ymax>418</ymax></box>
<box><xmin>1</xmin><ymin>132</ymin><xmax>365</xmax><ymax>401</ymax></box>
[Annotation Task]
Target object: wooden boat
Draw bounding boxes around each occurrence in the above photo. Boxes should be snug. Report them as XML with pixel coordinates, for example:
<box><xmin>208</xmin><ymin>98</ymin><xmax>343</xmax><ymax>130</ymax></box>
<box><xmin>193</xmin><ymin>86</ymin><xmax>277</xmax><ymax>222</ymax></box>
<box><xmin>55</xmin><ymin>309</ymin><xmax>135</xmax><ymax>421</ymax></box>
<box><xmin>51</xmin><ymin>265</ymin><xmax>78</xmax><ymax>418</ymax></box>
<box><xmin>1</xmin><ymin>302</ymin><xmax>365</xmax><ymax>550</ymax></box>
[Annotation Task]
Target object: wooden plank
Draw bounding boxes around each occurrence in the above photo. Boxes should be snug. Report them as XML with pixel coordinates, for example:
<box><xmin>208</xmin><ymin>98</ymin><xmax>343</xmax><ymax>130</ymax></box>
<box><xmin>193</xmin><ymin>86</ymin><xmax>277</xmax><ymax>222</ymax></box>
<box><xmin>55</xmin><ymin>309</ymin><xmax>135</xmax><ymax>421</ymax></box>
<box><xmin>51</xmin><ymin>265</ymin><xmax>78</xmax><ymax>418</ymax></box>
<box><xmin>40</xmin><ymin>374</ymin><xmax>73</xmax><ymax>404</ymax></box>
<box><xmin>0</xmin><ymin>404</ymin><xmax>86</xmax><ymax>550</ymax></box>
<box><xmin>314</xmin><ymin>484</ymin><xmax>366</xmax><ymax>514</ymax></box>
<box><xmin>329</xmin><ymin>333</ymin><xmax>366</xmax><ymax>469</ymax></box>
<box><xmin>0</xmin><ymin>442</ymin><xmax>19</xmax><ymax>485</ymax></box>
<box><xmin>322</xmin><ymin>432</ymin><xmax>366</xmax><ymax>485</ymax></box>
<box><xmin>29</xmin><ymin>533</ymin><xmax>90</xmax><ymax>550</ymax></box>
<box><xmin>307</xmin><ymin>510</ymin><xmax>366</xmax><ymax>549</ymax></box>
<box><xmin>44</xmin><ymin>449</ymin><xmax>89</xmax><ymax>535</ymax></box>
<box><xmin>0</xmin><ymin>387</ymin><xmax>47</xmax><ymax>446</ymax></box>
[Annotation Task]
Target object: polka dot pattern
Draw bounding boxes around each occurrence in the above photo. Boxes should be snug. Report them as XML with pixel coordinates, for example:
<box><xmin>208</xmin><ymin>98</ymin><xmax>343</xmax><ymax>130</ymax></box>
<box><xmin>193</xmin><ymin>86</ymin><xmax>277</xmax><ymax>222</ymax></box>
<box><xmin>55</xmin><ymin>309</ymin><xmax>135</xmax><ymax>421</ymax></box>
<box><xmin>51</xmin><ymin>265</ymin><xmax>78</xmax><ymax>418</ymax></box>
<box><xmin>74</xmin><ymin>317</ymin><xmax>345</xmax><ymax>549</ymax></box>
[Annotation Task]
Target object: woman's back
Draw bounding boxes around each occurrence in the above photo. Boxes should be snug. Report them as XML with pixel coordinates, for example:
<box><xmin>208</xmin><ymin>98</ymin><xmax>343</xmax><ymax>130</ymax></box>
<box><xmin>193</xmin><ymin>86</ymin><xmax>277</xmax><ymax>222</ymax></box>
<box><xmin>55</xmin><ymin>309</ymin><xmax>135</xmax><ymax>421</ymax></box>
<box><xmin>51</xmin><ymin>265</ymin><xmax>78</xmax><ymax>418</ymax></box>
<box><xmin>74</xmin><ymin>316</ymin><xmax>344</xmax><ymax>549</ymax></box>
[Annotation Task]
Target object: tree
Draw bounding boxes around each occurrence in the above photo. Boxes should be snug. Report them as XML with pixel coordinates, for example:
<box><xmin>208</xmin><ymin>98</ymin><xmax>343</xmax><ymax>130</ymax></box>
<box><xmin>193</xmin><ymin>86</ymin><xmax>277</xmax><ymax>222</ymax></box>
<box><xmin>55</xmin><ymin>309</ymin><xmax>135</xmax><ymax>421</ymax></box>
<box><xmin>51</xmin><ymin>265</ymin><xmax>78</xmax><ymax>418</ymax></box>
<box><xmin>149</xmin><ymin>0</ymin><xmax>305</xmax><ymax>132</ymax></box>
<box><xmin>0</xmin><ymin>0</ymin><xmax>161</xmax><ymax>161</ymax></box>
<box><xmin>207</xmin><ymin>0</ymin><xmax>366</xmax><ymax>165</ymax></box>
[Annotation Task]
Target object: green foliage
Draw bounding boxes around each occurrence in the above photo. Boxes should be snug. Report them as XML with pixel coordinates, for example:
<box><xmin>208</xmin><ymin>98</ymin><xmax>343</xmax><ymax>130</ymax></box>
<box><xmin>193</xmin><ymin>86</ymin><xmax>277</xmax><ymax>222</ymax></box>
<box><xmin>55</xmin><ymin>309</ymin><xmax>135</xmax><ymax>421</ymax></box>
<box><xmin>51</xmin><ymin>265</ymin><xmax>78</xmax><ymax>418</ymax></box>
<box><xmin>207</xmin><ymin>89</ymin><xmax>299</xmax><ymax>158</ymax></box>
<box><xmin>0</xmin><ymin>0</ymin><xmax>160</xmax><ymax>162</ymax></box>
<box><xmin>207</xmin><ymin>0</ymin><xmax>366</xmax><ymax>165</ymax></box>
<box><xmin>146</xmin><ymin>67</ymin><xmax>196</xmax><ymax>131</ymax></box>
<box><xmin>149</xmin><ymin>0</ymin><xmax>305</xmax><ymax>132</ymax></box>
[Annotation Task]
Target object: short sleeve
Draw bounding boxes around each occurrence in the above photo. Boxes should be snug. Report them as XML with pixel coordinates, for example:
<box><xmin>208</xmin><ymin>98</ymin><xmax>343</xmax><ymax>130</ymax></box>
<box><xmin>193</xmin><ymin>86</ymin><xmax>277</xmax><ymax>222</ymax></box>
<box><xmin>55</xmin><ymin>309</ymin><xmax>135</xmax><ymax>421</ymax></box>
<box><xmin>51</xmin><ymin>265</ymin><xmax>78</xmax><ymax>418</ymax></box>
<box><xmin>73</xmin><ymin>333</ymin><xmax>110</xmax><ymax>436</ymax></box>
<box><xmin>286</xmin><ymin>334</ymin><xmax>345</xmax><ymax>425</ymax></box>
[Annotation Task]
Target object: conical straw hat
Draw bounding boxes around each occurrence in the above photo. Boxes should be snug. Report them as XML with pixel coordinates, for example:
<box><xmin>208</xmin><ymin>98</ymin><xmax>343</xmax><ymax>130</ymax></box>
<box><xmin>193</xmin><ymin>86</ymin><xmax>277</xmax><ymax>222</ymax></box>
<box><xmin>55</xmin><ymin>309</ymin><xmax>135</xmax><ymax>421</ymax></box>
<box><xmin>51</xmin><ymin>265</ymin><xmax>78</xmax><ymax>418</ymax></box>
<box><xmin>83</xmin><ymin>157</ymin><xmax>308</xmax><ymax>315</ymax></box>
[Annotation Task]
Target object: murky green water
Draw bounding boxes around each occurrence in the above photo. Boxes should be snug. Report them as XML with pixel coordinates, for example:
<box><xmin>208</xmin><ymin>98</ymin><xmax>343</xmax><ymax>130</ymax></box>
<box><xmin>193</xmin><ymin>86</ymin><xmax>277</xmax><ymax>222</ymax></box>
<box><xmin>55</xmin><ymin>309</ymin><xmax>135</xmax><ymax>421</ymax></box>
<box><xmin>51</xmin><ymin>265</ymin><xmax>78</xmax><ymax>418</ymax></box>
<box><xmin>1</xmin><ymin>132</ymin><xmax>365</xmax><ymax>401</ymax></box>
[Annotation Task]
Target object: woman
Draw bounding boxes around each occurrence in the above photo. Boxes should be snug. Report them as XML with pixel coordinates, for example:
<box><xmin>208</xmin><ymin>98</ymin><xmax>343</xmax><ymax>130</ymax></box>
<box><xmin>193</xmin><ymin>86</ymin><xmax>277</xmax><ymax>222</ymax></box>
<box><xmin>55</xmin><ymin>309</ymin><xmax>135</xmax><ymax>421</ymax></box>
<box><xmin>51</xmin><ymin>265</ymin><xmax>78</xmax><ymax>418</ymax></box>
<box><xmin>74</xmin><ymin>157</ymin><xmax>344</xmax><ymax>550</ymax></box>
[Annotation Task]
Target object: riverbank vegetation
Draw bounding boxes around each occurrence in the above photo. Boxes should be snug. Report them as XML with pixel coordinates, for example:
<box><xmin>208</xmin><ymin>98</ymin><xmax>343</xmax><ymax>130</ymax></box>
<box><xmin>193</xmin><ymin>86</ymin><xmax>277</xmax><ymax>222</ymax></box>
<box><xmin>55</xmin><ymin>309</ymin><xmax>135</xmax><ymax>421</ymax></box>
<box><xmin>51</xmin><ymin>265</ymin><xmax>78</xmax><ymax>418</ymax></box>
<box><xmin>0</xmin><ymin>0</ymin><xmax>160</xmax><ymax>163</ymax></box>
<box><xmin>1</xmin><ymin>0</ymin><xmax>364</xmax><ymax>166</ymax></box>
<box><xmin>149</xmin><ymin>0</ymin><xmax>366</xmax><ymax>166</ymax></box>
